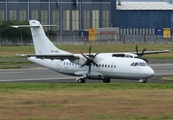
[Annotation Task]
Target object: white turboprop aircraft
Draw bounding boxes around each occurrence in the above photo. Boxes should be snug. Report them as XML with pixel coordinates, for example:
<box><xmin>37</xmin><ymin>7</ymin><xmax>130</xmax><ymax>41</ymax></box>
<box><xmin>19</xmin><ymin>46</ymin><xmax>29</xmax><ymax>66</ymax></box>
<box><xmin>12</xmin><ymin>20</ymin><xmax>171</xmax><ymax>83</ymax></box>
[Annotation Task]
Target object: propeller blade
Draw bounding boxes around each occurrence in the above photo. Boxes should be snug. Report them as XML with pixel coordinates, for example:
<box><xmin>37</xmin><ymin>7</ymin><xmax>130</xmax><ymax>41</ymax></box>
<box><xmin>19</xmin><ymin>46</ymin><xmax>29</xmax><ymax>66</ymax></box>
<box><xmin>80</xmin><ymin>45</ymin><xmax>99</xmax><ymax>76</ymax></box>
<box><xmin>89</xmin><ymin>45</ymin><xmax>92</xmax><ymax>56</ymax></box>
<box><xmin>135</xmin><ymin>45</ymin><xmax>149</xmax><ymax>63</ymax></box>
<box><xmin>93</xmin><ymin>52</ymin><xmax>99</xmax><ymax>58</ymax></box>
<box><xmin>88</xmin><ymin>64</ymin><xmax>91</xmax><ymax>74</ymax></box>
<box><xmin>142</xmin><ymin>58</ymin><xmax>149</xmax><ymax>63</ymax></box>
<box><xmin>136</xmin><ymin>44</ymin><xmax>139</xmax><ymax>56</ymax></box>
<box><xmin>92</xmin><ymin>61</ymin><xmax>98</xmax><ymax>67</ymax></box>
<box><xmin>141</xmin><ymin>48</ymin><xmax>147</xmax><ymax>57</ymax></box>
<box><xmin>81</xmin><ymin>52</ymin><xmax>89</xmax><ymax>60</ymax></box>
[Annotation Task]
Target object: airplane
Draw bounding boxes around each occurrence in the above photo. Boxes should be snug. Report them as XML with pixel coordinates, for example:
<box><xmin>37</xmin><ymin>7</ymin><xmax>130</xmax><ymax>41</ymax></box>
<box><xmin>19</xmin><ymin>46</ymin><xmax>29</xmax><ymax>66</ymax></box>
<box><xmin>11</xmin><ymin>20</ymin><xmax>171</xmax><ymax>83</ymax></box>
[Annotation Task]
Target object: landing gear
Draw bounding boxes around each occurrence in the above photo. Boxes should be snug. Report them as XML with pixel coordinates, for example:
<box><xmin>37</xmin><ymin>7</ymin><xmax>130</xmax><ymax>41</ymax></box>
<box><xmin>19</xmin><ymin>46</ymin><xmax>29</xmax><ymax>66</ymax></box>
<box><xmin>139</xmin><ymin>79</ymin><xmax>147</xmax><ymax>83</ymax></box>
<box><xmin>76</xmin><ymin>78</ymin><xmax>86</xmax><ymax>83</ymax></box>
<box><xmin>103</xmin><ymin>79</ymin><xmax>111</xmax><ymax>83</ymax></box>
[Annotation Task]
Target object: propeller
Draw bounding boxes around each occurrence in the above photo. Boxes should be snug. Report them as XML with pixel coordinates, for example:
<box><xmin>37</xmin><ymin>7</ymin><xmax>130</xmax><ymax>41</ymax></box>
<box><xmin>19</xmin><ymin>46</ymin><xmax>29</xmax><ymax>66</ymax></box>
<box><xmin>135</xmin><ymin>45</ymin><xmax>149</xmax><ymax>63</ymax></box>
<box><xmin>81</xmin><ymin>45</ymin><xmax>99</xmax><ymax>75</ymax></box>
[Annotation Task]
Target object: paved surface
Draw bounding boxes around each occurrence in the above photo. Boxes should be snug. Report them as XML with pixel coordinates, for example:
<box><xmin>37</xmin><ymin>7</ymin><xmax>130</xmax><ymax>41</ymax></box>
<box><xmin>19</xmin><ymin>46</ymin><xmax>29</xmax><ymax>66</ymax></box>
<box><xmin>0</xmin><ymin>63</ymin><xmax>173</xmax><ymax>83</ymax></box>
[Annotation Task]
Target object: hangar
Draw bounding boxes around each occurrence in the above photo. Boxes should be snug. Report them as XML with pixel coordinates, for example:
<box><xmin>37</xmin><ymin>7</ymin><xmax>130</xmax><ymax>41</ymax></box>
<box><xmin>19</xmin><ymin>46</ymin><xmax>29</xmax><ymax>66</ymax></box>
<box><xmin>116</xmin><ymin>2</ymin><xmax>173</xmax><ymax>35</ymax></box>
<box><xmin>0</xmin><ymin>0</ymin><xmax>173</xmax><ymax>43</ymax></box>
<box><xmin>0</xmin><ymin>0</ymin><xmax>116</xmax><ymax>33</ymax></box>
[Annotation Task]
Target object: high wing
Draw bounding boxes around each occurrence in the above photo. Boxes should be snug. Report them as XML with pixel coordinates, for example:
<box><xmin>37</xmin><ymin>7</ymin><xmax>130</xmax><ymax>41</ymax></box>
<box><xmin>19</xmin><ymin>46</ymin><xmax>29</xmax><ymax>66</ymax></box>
<box><xmin>27</xmin><ymin>54</ymin><xmax>79</xmax><ymax>61</ymax></box>
<box><xmin>26</xmin><ymin>49</ymin><xmax>171</xmax><ymax>60</ymax></box>
<box><xmin>133</xmin><ymin>50</ymin><xmax>171</xmax><ymax>55</ymax></box>
<box><xmin>112</xmin><ymin>50</ymin><xmax>171</xmax><ymax>57</ymax></box>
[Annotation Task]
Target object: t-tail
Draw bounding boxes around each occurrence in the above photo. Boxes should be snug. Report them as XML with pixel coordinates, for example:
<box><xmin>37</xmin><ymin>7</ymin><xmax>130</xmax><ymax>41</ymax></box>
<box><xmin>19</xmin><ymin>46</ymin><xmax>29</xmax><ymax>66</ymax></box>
<box><xmin>12</xmin><ymin>20</ymin><xmax>70</xmax><ymax>55</ymax></box>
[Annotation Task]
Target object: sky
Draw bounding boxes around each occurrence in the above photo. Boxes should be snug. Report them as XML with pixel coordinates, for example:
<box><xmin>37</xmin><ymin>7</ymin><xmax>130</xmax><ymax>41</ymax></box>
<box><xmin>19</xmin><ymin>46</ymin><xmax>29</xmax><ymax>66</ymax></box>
<box><xmin>121</xmin><ymin>0</ymin><xmax>173</xmax><ymax>3</ymax></box>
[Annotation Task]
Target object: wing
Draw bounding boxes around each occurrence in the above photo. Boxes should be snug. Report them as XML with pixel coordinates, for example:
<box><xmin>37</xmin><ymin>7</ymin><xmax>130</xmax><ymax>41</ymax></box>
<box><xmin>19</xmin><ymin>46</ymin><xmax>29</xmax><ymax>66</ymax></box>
<box><xmin>133</xmin><ymin>50</ymin><xmax>171</xmax><ymax>55</ymax></box>
<box><xmin>112</xmin><ymin>50</ymin><xmax>171</xmax><ymax>57</ymax></box>
<box><xmin>27</xmin><ymin>54</ymin><xmax>79</xmax><ymax>61</ymax></box>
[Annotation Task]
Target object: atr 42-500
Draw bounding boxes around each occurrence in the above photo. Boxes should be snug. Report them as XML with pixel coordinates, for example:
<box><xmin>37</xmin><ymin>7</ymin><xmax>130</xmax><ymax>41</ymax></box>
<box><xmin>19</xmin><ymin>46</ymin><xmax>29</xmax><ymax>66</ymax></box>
<box><xmin>12</xmin><ymin>20</ymin><xmax>171</xmax><ymax>83</ymax></box>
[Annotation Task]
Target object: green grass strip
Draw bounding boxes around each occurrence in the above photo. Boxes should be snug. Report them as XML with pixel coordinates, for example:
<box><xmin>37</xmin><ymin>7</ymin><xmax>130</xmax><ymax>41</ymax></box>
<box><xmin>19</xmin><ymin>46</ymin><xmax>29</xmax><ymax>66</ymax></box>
<box><xmin>0</xmin><ymin>82</ymin><xmax>173</xmax><ymax>91</ymax></box>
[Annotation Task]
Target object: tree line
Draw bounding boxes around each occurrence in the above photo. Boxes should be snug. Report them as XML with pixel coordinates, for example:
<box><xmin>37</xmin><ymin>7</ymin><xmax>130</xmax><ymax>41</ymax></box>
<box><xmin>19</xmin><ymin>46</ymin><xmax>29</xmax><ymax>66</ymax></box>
<box><xmin>0</xmin><ymin>20</ymin><xmax>57</xmax><ymax>38</ymax></box>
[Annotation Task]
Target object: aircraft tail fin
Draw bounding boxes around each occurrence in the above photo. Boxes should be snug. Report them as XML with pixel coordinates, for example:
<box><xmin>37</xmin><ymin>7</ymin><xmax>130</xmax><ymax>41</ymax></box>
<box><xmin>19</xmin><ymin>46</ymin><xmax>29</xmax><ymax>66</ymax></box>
<box><xmin>11</xmin><ymin>20</ymin><xmax>70</xmax><ymax>55</ymax></box>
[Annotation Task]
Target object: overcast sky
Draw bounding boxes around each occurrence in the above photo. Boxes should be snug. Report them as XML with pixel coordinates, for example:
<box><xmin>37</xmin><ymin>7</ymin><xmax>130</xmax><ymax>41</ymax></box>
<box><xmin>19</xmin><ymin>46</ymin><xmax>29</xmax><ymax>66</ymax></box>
<box><xmin>121</xmin><ymin>0</ymin><xmax>173</xmax><ymax>3</ymax></box>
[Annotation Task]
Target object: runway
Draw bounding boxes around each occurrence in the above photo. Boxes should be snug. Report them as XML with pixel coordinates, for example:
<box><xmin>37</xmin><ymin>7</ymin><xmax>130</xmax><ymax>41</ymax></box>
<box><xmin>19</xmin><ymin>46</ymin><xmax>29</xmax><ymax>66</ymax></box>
<box><xmin>0</xmin><ymin>63</ymin><xmax>173</xmax><ymax>83</ymax></box>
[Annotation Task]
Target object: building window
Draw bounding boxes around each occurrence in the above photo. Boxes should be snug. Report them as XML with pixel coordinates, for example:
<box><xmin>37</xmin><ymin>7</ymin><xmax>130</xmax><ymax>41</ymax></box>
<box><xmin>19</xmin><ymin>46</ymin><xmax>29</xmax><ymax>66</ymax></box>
<box><xmin>72</xmin><ymin>10</ymin><xmax>79</xmax><ymax>30</ymax></box>
<box><xmin>102</xmin><ymin>10</ymin><xmax>109</xmax><ymax>28</ymax></box>
<box><xmin>10</xmin><ymin>10</ymin><xmax>16</xmax><ymax>20</ymax></box>
<box><xmin>0</xmin><ymin>10</ymin><xmax>4</xmax><ymax>20</ymax></box>
<box><xmin>19</xmin><ymin>10</ymin><xmax>26</xmax><ymax>21</ymax></box>
<box><xmin>52</xmin><ymin>10</ymin><xmax>59</xmax><ymax>31</ymax></box>
<box><xmin>63</xmin><ymin>10</ymin><xmax>70</xmax><ymax>31</ymax></box>
<box><xmin>41</xmin><ymin>10</ymin><xmax>48</xmax><ymax>30</ymax></box>
<box><xmin>83</xmin><ymin>10</ymin><xmax>90</xmax><ymax>29</ymax></box>
<box><xmin>31</xmin><ymin>10</ymin><xmax>38</xmax><ymax>20</ymax></box>
<box><xmin>92</xmin><ymin>10</ymin><xmax>99</xmax><ymax>28</ymax></box>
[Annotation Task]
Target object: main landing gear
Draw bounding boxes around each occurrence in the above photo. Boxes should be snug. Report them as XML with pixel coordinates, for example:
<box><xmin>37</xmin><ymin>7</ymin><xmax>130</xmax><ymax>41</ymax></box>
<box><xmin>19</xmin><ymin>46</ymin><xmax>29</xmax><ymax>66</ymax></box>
<box><xmin>76</xmin><ymin>77</ymin><xmax>86</xmax><ymax>83</ymax></box>
<box><xmin>103</xmin><ymin>79</ymin><xmax>111</xmax><ymax>83</ymax></box>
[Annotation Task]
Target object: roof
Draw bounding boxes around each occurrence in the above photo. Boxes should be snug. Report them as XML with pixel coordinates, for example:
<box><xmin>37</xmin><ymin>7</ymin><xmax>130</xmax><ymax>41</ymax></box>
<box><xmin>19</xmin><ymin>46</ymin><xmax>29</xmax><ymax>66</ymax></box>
<box><xmin>117</xmin><ymin>2</ymin><xmax>173</xmax><ymax>10</ymax></box>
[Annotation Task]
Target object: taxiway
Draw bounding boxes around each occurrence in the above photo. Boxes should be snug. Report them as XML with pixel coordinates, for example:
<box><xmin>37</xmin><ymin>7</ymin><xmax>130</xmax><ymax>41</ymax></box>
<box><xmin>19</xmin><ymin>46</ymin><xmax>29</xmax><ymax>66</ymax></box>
<box><xmin>0</xmin><ymin>63</ymin><xmax>173</xmax><ymax>83</ymax></box>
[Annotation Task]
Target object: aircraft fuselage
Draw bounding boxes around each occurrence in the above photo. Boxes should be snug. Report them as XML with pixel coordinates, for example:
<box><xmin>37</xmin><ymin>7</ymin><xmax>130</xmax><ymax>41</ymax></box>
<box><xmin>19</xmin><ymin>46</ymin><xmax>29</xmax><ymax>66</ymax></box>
<box><xmin>28</xmin><ymin>56</ymin><xmax>154</xmax><ymax>81</ymax></box>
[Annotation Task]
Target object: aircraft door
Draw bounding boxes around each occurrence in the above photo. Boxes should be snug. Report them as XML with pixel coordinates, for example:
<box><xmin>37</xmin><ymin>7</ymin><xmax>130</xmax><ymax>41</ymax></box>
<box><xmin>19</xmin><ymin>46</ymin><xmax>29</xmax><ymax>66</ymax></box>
<box><xmin>57</xmin><ymin>61</ymin><xmax>62</xmax><ymax>71</ymax></box>
<box><xmin>110</xmin><ymin>63</ymin><xmax>114</xmax><ymax>71</ymax></box>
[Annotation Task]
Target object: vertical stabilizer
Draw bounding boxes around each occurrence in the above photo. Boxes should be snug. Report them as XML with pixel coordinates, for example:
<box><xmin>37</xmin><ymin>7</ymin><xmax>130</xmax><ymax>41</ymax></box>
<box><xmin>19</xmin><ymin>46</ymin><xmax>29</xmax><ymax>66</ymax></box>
<box><xmin>29</xmin><ymin>20</ymin><xmax>70</xmax><ymax>55</ymax></box>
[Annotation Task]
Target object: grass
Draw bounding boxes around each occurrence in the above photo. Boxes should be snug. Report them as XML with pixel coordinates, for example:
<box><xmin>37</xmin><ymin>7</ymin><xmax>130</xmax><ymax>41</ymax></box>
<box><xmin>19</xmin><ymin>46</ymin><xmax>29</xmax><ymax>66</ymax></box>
<box><xmin>161</xmin><ymin>76</ymin><xmax>173</xmax><ymax>81</ymax></box>
<box><xmin>0</xmin><ymin>44</ymin><xmax>172</xmax><ymax>119</ymax></box>
<box><xmin>0</xmin><ymin>43</ymin><xmax>172</xmax><ymax>58</ymax></box>
<box><xmin>0</xmin><ymin>43</ymin><xmax>172</xmax><ymax>69</ymax></box>
<box><xmin>0</xmin><ymin>65</ymin><xmax>21</xmax><ymax>69</ymax></box>
<box><xmin>0</xmin><ymin>83</ymin><xmax>173</xmax><ymax>120</ymax></box>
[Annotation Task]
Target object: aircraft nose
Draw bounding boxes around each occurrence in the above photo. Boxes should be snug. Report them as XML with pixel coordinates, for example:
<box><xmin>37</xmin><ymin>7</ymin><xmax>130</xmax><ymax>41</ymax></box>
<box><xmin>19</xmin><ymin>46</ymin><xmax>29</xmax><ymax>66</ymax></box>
<box><xmin>146</xmin><ymin>67</ymin><xmax>155</xmax><ymax>78</ymax></box>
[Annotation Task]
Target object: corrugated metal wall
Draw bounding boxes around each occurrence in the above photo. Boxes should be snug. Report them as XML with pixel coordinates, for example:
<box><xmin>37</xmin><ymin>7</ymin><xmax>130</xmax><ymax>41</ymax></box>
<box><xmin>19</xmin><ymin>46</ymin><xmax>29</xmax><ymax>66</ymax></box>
<box><xmin>117</xmin><ymin>10</ymin><xmax>173</xmax><ymax>35</ymax></box>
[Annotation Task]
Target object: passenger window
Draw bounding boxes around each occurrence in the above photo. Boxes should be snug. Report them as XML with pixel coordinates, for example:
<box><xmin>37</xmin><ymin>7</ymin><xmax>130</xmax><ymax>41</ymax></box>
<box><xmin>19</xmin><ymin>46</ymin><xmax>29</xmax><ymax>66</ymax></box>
<box><xmin>102</xmin><ymin>64</ymin><xmax>104</xmax><ymax>67</ymax></box>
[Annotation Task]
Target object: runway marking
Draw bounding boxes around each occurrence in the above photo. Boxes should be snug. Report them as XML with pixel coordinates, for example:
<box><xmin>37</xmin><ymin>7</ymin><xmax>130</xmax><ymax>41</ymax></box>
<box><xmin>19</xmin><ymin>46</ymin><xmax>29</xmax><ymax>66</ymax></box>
<box><xmin>0</xmin><ymin>77</ymin><xmax>76</xmax><ymax>82</ymax></box>
<box><xmin>155</xmin><ymin>73</ymin><xmax>173</xmax><ymax>75</ymax></box>
<box><xmin>0</xmin><ymin>72</ymin><xmax>24</xmax><ymax>74</ymax></box>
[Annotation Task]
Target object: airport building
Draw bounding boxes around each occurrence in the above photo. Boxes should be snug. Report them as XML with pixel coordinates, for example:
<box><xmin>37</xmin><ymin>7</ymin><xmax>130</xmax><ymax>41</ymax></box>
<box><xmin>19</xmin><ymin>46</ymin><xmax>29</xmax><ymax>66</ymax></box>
<box><xmin>0</xmin><ymin>0</ymin><xmax>116</xmax><ymax>32</ymax></box>
<box><xmin>0</xmin><ymin>0</ymin><xmax>173</xmax><ymax>43</ymax></box>
<box><xmin>116</xmin><ymin>2</ymin><xmax>173</xmax><ymax>36</ymax></box>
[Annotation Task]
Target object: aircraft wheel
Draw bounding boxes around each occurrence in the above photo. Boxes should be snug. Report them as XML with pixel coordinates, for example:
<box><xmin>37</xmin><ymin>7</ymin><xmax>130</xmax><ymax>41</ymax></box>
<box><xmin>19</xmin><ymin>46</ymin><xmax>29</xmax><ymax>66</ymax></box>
<box><xmin>81</xmin><ymin>79</ymin><xmax>86</xmax><ymax>83</ymax></box>
<box><xmin>77</xmin><ymin>79</ymin><xmax>82</xmax><ymax>83</ymax></box>
<box><xmin>103</xmin><ymin>79</ymin><xmax>110</xmax><ymax>83</ymax></box>
<box><xmin>77</xmin><ymin>78</ymin><xmax>86</xmax><ymax>83</ymax></box>
<box><xmin>143</xmin><ymin>79</ymin><xmax>147</xmax><ymax>83</ymax></box>
<box><xmin>139</xmin><ymin>79</ymin><xmax>147</xmax><ymax>83</ymax></box>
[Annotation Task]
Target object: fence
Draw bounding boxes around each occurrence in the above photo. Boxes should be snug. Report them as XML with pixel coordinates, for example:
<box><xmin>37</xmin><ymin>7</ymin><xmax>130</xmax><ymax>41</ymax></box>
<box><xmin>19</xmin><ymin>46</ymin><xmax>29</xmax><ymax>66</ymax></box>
<box><xmin>0</xmin><ymin>34</ymin><xmax>172</xmax><ymax>46</ymax></box>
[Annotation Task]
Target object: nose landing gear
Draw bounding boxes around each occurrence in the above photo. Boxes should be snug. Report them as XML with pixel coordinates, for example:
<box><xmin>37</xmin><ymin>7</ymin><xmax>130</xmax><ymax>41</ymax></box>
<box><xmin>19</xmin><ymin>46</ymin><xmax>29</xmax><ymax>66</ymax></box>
<box><xmin>139</xmin><ymin>79</ymin><xmax>147</xmax><ymax>83</ymax></box>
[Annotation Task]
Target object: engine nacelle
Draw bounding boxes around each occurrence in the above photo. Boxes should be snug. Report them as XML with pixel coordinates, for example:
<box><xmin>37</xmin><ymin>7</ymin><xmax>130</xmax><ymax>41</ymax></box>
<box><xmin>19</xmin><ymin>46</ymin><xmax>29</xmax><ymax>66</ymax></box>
<box><xmin>71</xmin><ymin>54</ymin><xmax>87</xmax><ymax>65</ymax></box>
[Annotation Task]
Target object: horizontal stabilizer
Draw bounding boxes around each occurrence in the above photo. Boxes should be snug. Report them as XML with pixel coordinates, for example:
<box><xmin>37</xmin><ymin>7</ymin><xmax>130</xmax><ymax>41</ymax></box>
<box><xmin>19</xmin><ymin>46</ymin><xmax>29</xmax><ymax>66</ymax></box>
<box><xmin>11</xmin><ymin>25</ymin><xmax>58</xmax><ymax>28</ymax></box>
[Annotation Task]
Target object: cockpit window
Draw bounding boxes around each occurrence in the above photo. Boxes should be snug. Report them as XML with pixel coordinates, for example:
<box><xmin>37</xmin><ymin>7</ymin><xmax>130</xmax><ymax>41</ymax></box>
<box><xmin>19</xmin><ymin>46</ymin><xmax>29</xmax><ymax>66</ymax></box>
<box><xmin>131</xmin><ymin>62</ymin><xmax>147</xmax><ymax>67</ymax></box>
<box><xmin>131</xmin><ymin>62</ymin><xmax>134</xmax><ymax>66</ymax></box>
<box><xmin>139</xmin><ymin>62</ymin><xmax>146</xmax><ymax>66</ymax></box>
<box><xmin>134</xmin><ymin>62</ymin><xmax>139</xmax><ymax>66</ymax></box>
